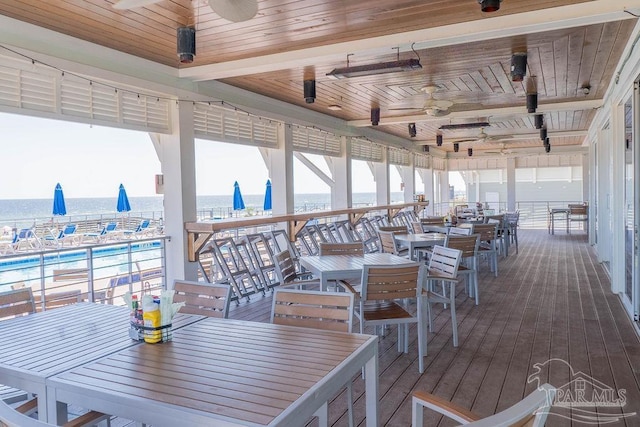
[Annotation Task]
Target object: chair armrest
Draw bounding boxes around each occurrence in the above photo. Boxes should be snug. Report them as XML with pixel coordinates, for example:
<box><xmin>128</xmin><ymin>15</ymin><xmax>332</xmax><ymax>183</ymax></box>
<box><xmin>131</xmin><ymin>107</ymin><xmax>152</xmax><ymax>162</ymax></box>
<box><xmin>280</xmin><ymin>278</ymin><xmax>321</xmax><ymax>289</ymax></box>
<box><xmin>412</xmin><ymin>390</ymin><xmax>480</xmax><ymax>424</ymax></box>
<box><xmin>337</xmin><ymin>280</ymin><xmax>359</xmax><ymax>294</ymax></box>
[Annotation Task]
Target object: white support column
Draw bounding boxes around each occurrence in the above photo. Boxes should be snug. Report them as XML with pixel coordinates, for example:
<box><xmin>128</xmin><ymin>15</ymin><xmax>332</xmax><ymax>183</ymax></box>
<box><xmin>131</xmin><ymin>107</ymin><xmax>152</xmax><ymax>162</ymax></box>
<box><xmin>329</xmin><ymin>136</ymin><xmax>352</xmax><ymax>209</ymax></box>
<box><xmin>401</xmin><ymin>155</ymin><xmax>416</xmax><ymax>202</ymax></box>
<box><xmin>374</xmin><ymin>148</ymin><xmax>390</xmax><ymax>205</ymax></box>
<box><xmin>422</xmin><ymin>168</ymin><xmax>435</xmax><ymax>215</ymax></box>
<box><xmin>268</xmin><ymin>123</ymin><xmax>295</xmax><ymax>216</ymax></box>
<box><xmin>439</xmin><ymin>170</ymin><xmax>450</xmax><ymax>212</ymax></box>
<box><xmin>150</xmin><ymin>101</ymin><xmax>197</xmax><ymax>284</ymax></box>
<box><xmin>506</xmin><ymin>157</ymin><xmax>516</xmax><ymax>211</ymax></box>
<box><xmin>582</xmin><ymin>152</ymin><xmax>589</xmax><ymax>202</ymax></box>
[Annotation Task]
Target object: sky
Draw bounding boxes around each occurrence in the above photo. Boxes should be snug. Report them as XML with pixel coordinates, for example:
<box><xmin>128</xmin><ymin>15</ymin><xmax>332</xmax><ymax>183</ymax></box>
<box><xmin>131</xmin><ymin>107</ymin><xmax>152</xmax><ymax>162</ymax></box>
<box><xmin>0</xmin><ymin>112</ymin><xmax>419</xmax><ymax>200</ymax></box>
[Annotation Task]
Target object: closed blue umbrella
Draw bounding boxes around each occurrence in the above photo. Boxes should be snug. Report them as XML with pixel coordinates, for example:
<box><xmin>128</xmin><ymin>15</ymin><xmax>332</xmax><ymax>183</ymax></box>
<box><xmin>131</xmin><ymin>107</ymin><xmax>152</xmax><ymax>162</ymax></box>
<box><xmin>117</xmin><ymin>184</ymin><xmax>131</xmax><ymax>213</ymax></box>
<box><xmin>263</xmin><ymin>179</ymin><xmax>272</xmax><ymax>211</ymax></box>
<box><xmin>233</xmin><ymin>181</ymin><xmax>245</xmax><ymax>210</ymax></box>
<box><xmin>52</xmin><ymin>183</ymin><xmax>67</xmax><ymax>216</ymax></box>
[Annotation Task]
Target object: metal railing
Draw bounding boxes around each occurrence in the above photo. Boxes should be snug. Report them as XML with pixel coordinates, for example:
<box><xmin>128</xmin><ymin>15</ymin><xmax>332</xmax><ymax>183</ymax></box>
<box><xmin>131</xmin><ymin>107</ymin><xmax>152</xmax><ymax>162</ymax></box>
<box><xmin>430</xmin><ymin>200</ymin><xmax>586</xmax><ymax>229</ymax></box>
<box><xmin>0</xmin><ymin>236</ymin><xmax>168</xmax><ymax>310</ymax></box>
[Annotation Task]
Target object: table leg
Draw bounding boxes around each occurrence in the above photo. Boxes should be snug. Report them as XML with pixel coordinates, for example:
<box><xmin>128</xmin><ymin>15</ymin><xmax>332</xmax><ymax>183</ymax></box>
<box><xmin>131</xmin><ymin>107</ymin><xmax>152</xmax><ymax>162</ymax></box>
<box><xmin>45</xmin><ymin>386</ymin><xmax>69</xmax><ymax>425</ymax></box>
<box><xmin>364</xmin><ymin>348</ymin><xmax>379</xmax><ymax>427</ymax></box>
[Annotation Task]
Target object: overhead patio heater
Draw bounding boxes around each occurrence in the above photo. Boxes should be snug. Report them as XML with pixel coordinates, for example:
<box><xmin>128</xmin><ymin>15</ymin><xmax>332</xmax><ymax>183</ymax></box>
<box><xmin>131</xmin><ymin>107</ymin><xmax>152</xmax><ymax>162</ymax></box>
<box><xmin>177</xmin><ymin>27</ymin><xmax>196</xmax><ymax>64</ymax></box>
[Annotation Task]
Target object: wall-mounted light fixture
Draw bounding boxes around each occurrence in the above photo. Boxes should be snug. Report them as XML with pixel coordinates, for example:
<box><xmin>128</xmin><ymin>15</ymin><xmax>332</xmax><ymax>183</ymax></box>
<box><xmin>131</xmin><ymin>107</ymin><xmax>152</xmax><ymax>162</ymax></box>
<box><xmin>303</xmin><ymin>79</ymin><xmax>316</xmax><ymax>104</ymax></box>
<box><xmin>371</xmin><ymin>107</ymin><xmax>380</xmax><ymax>126</ymax></box>
<box><xmin>478</xmin><ymin>0</ymin><xmax>502</xmax><ymax>12</ymax></box>
<box><xmin>511</xmin><ymin>53</ymin><xmax>527</xmax><ymax>82</ymax></box>
<box><xmin>468</xmin><ymin>148</ymin><xmax>473</xmax><ymax>157</ymax></box>
<box><xmin>408</xmin><ymin>123</ymin><xmax>417</xmax><ymax>138</ymax></box>
<box><xmin>177</xmin><ymin>27</ymin><xmax>196</xmax><ymax>64</ymax></box>
<box><xmin>545</xmin><ymin>143</ymin><xmax>551</xmax><ymax>153</ymax></box>
<box><xmin>436</xmin><ymin>134</ymin><xmax>443</xmax><ymax>146</ymax></box>
<box><xmin>453</xmin><ymin>143</ymin><xmax>460</xmax><ymax>153</ymax></box>
<box><xmin>422</xmin><ymin>145</ymin><xmax>429</xmax><ymax>153</ymax></box>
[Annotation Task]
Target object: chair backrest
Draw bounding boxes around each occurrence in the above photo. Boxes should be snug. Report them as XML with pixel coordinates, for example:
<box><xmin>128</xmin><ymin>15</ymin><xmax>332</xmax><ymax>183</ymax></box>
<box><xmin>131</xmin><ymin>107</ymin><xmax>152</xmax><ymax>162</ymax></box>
<box><xmin>274</xmin><ymin>249</ymin><xmax>298</xmax><ymax>285</ymax></box>
<box><xmin>378</xmin><ymin>225</ymin><xmax>407</xmax><ymax>233</ymax></box>
<box><xmin>271</xmin><ymin>288</ymin><xmax>354</xmax><ymax>332</ymax></box>
<box><xmin>427</xmin><ymin>245</ymin><xmax>462</xmax><ymax>279</ymax></box>
<box><xmin>35</xmin><ymin>290</ymin><xmax>83</xmax><ymax>311</ymax></box>
<box><xmin>473</xmin><ymin>223</ymin><xmax>499</xmax><ymax>245</ymax></box>
<box><xmin>62</xmin><ymin>224</ymin><xmax>77</xmax><ymax>235</ymax></box>
<box><xmin>410</xmin><ymin>221</ymin><xmax>425</xmax><ymax>234</ymax></box>
<box><xmin>0</xmin><ymin>288</ymin><xmax>36</xmax><ymax>319</ymax></box>
<box><xmin>505</xmin><ymin>211</ymin><xmax>519</xmax><ymax>225</ymax></box>
<box><xmin>377</xmin><ymin>230</ymin><xmax>399</xmax><ymax>255</ymax></box>
<box><xmin>412</xmin><ymin>383</ymin><xmax>556</xmax><ymax>427</ymax></box>
<box><xmin>318</xmin><ymin>241</ymin><xmax>365</xmax><ymax>256</ymax></box>
<box><xmin>568</xmin><ymin>204</ymin><xmax>588</xmax><ymax>216</ymax></box>
<box><xmin>421</xmin><ymin>217</ymin><xmax>445</xmax><ymax>225</ymax></box>
<box><xmin>360</xmin><ymin>263</ymin><xmax>423</xmax><ymax>302</ymax></box>
<box><xmin>105</xmin><ymin>222</ymin><xmax>117</xmax><ymax>232</ymax></box>
<box><xmin>173</xmin><ymin>280</ymin><xmax>232</xmax><ymax>318</ymax></box>
<box><xmin>484</xmin><ymin>214</ymin><xmax>505</xmax><ymax>226</ymax></box>
<box><xmin>448</xmin><ymin>226</ymin><xmax>472</xmax><ymax>236</ymax></box>
<box><xmin>445</xmin><ymin>234</ymin><xmax>480</xmax><ymax>258</ymax></box>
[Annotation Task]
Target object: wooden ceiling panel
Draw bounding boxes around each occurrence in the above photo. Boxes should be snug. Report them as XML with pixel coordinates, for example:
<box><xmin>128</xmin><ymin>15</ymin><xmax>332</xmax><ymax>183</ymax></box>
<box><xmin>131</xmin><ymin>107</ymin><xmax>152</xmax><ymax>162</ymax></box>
<box><xmin>0</xmin><ymin>0</ymin><xmax>634</xmax><ymax>157</ymax></box>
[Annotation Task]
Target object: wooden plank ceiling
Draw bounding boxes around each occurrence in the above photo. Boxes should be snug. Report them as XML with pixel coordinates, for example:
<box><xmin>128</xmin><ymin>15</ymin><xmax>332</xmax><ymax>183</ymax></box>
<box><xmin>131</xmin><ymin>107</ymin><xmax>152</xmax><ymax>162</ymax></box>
<box><xmin>0</xmin><ymin>0</ymin><xmax>636</xmax><ymax>156</ymax></box>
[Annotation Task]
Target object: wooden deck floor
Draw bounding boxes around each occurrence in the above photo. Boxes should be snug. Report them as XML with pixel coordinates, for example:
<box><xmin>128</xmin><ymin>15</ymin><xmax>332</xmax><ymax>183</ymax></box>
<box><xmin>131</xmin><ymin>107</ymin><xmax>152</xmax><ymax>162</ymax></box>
<box><xmin>226</xmin><ymin>229</ymin><xmax>640</xmax><ymax>426</ymax></box>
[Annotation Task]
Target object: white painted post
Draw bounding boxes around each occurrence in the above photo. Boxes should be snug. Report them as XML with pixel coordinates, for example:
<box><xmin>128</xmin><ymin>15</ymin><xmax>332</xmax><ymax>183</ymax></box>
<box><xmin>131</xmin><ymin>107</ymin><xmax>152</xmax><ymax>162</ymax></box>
<box><xmin>506</xmin><ymin>157</ymin><xmax>516</xmax><ymax>211</ymax></box>
<box><xmin>150</xmin><ymin>101</ymin><xmax>198</xmax><ymax>285</ymax></box>
<box><xmin>401</xmin><ymin>155</ymin><xmax>415</xmax><ymax>203</ymax></box>
<box><xmin>374</xmin><ymin>148</ymin><xmax>390</xmax><ymax>205</ymax></box>
<box><xmin>269</xmin><ymin>123</ymin><xmax>295</xmax><ymax>217</ymax></box>
<box><xmin>330</xmin><ymin>136</ymin><xmax>352</xmax><ymax>209</ymax></box>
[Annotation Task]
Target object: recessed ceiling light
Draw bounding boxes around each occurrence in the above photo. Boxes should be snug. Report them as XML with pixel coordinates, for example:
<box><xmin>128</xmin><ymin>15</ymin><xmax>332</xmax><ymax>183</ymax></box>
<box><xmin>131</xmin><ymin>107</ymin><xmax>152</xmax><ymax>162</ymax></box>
<box><xmin>327</xmin><ymin>105</ymin><xmax>342</xmax><ymax>111</ymax></box>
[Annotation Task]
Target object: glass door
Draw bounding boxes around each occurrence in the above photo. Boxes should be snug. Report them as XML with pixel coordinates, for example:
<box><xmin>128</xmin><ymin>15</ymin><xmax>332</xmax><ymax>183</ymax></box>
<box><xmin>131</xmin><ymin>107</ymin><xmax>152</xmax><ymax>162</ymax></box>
<box><xmin>622</xmin><ymin>89</ymin><xmax>639</xmax><ymax>320</ymax></box>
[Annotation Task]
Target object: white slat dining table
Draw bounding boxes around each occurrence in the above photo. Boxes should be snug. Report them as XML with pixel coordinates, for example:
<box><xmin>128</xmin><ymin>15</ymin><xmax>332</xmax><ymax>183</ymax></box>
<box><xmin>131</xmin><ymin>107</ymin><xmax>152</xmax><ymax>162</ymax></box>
<box><xmin>393</xmin><ymin>233</ymin><xmax>447</xmax><ymax>261</ymax></box>
<box><xmin>0</xmin><ymin>302</ymin><xmax>203</xmax><ymax>423</ymax></box>
<box><xmin>46</xmin><ymin>317</ymin><xmax>379</xmax><ymax>426</ymax></box>
<box><xmin>299</xmin><ymin>252</ymin><xmax>415</xmax><ymax>290</ymax></box>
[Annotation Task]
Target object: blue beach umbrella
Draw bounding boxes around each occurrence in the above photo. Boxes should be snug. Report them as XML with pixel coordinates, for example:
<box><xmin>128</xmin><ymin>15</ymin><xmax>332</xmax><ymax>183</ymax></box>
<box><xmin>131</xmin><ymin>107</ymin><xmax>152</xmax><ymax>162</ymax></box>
<box><xmin>233</xmin><ymin>181</ymin><xmax>245</xmax><ymax>210</ymax></box>
<box><xmin>52</xmin><ymin>183</ymin><xmax>67</xmax><ymax>216</ymax></box>
<box><xmin>117</xmin><ymin>184</ymin><xmax>131</xmax><ymax>213</ymax></box>
<box><xmin>263</xmin><ymin>179</ymin><xmax>272</xmax><ymax>211</ymax></box>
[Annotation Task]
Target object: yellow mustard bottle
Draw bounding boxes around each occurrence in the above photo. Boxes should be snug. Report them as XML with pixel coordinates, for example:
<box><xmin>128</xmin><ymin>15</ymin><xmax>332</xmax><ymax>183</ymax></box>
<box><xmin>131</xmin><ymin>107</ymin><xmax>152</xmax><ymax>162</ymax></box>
<box><xmin>142</xmin><ymin>298</ymin><xmax>162</xmax><ymax>343</ymax></box>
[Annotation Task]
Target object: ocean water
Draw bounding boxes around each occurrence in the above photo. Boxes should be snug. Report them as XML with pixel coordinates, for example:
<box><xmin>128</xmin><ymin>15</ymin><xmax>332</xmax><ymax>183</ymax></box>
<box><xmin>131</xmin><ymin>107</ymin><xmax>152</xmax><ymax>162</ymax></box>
<box><xmin>0</xmin><ymin>192</ymin><xmax>404</xmax><ymax>228</ymax></box>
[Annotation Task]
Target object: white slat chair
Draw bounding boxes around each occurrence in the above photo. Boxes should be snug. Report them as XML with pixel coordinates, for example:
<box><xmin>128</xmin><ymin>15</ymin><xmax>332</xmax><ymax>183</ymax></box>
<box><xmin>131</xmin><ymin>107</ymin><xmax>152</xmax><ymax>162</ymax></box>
<box><xmin>271</xmin><ymin>288</ymin><xmax>355</xmax><ymax>427</ymax></box>
<box><xmin>173</xmin><ymin>280</ymin><xmax>232</xmax><ymax>318</ymax></box>
<box><xmin>346</xmin><ymin>263</ymin><xmax>427</xmax><ymax>373</ymax></box>
<box><xmin>412</xmin><ymin>383</ymin><xmax>556</xmax><ymax>427</ymax></box>
<box><xmin>423</xmin><ymin>245</ymin><xmax>463</xmax><ymax>347</ymax></box>
<box><xmin>445</xmin><ymin>234</ymin><xmax>481</xmax><ymax>305</ymax></box>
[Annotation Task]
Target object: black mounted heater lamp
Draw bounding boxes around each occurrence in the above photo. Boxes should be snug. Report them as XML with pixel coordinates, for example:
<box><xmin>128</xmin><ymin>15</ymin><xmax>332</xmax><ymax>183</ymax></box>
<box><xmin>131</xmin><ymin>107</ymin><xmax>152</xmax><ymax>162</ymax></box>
<box><xmin>436</xmin><ymin>134</ymin><xmax>443</xmax><ymax>146</ymax></box>
<box><xmin>177</xmin><ymin>27</ymin><xmax>196</xmax><ymax>64</ymax></box>
<box><xmin>408</xmin><ymin>123</ymin><xmax>417</xmax><ymax>137</ymax></box>
<box><xmin>371</xmin><ymin>108</ymin><xmax>380</xmax><ymax>126</ymax></box>
<box><xmin>527</xmin><ymin>93</ymin><xmax>538</xmax><ymax>114</ymax></box>
<box><xmin>534</xmin><ymin>114</ymin><xmax>544</xmax><ymax>129</ymax></box>
<box><xmin>478</xmin><ymin>0</ymin><xmax>502</xmax><ymax>12</ymax></box>
<box><xmin>303</xmin><ymin>80</ymin><xmax>316</xmax><ymax>104</ymax></box>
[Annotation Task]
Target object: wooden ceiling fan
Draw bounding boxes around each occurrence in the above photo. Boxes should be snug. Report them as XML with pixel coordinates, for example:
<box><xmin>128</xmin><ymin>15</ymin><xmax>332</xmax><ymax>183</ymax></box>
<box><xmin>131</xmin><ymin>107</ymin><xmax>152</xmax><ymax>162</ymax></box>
<box><xmin>113</xmin><ymin>0</ymin><xmax>258</xmax><ymax>22</ymax></box>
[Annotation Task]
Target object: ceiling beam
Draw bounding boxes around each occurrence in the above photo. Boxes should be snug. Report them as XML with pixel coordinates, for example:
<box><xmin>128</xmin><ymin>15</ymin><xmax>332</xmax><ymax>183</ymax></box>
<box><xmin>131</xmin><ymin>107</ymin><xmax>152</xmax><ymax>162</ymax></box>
<box><xmin>180</xmin><ymin>0</ymin><xmax>640</xmax><ymax>81</ymax></box>
<box><xmin>419</xmin><ymin>130</ymin><xmax>589</xmax><ymax>145</ymax></box>
<box><xmin>347</xmin><ymin>99</ymin><xmax>604</xmax><ymax>127</ymax></box>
